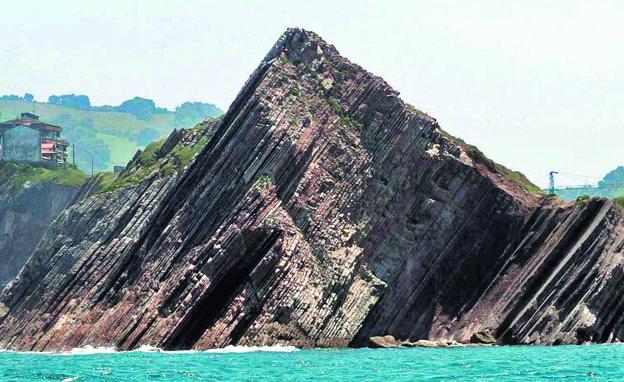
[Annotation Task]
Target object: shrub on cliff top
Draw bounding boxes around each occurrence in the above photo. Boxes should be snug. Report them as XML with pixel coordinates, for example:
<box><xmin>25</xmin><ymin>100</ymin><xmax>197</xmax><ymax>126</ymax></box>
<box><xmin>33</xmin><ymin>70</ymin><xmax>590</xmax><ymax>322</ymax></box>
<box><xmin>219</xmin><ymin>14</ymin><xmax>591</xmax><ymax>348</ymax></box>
<box><xmin>575</xmin><ymin>195</ymin><xmax>591</xmax><ymax>207</ymax></box>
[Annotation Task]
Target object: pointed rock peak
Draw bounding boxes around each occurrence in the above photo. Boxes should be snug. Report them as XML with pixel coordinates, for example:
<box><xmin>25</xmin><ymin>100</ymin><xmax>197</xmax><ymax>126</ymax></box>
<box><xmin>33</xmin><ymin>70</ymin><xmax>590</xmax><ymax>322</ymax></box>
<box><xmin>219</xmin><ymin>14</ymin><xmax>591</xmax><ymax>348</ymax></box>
<box><xmin>264</xmin><ymin>28</ymin><xmax>336</xmax><ymax>64</ymax></box>
<box><xmin>256</xmin><ymin>28</ymin><xmax>541</xmax><ymax>197</ymax></box>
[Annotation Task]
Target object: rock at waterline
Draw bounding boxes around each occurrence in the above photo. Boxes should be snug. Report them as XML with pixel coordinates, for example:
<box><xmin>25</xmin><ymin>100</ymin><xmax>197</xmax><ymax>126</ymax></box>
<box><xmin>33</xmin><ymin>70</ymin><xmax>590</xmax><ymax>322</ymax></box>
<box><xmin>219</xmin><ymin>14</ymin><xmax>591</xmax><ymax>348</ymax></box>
<box><xmin>470</xmin><ymin>331</ymin><xmax>498</xmax><ymax>345</ymax></box>
<box><xmin>369</xmin><ymin>336</ymin><xmax>400</xmax><ymax>348</ymax></box>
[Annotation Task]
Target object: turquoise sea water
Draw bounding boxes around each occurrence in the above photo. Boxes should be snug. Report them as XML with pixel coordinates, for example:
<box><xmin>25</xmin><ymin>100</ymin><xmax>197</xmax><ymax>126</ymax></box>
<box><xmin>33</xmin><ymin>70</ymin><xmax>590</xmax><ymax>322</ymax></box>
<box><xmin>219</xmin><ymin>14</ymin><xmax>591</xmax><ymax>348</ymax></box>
<box><xmin>1</xmin><ymin>344</ymin><xmax>623</xmax><ymax>381</ymax></box>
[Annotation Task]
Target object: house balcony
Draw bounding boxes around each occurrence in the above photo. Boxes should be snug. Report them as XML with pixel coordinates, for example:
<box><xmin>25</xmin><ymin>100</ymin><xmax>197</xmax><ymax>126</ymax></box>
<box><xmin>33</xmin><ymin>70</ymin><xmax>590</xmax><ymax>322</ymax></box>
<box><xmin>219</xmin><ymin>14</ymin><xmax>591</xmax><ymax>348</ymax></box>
<box><xmin>42</xmin><ymin>138</ymin><xmax>69</xmax><ymax>147</ymax></box>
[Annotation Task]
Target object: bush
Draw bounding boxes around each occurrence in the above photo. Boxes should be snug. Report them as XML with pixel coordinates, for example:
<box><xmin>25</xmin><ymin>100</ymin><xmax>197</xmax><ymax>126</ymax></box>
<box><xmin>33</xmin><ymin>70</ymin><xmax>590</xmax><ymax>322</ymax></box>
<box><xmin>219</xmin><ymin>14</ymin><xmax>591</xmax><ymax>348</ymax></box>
<box><xmin>575</xmin><ymin>195</ymin><xmax>591</xmax><ymax>207</ymax></box>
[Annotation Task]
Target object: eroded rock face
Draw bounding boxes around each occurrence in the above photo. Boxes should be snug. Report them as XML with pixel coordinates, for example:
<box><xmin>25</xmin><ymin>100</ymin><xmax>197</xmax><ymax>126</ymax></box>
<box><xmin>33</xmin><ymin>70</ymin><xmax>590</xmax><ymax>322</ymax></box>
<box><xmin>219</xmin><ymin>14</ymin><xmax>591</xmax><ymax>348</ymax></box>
<box><xmin>0</xmin><ymin>179</ymin><xmax>80</xmax><ymax>286</ymax></box>
<box><xmin>0</xmin><ymin>28</ymin><xmax>623</xmax><ymax>351</ymax></box>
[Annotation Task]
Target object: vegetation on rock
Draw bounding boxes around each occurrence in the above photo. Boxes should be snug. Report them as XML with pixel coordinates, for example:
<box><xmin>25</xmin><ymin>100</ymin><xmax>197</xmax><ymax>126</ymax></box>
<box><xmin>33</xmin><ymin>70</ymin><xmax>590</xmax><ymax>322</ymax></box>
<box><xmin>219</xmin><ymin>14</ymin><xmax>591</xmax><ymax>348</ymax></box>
<box><xmin>97</xmin><ymin>119</ymin><xmax>218</xmax><ymax>193</ymax></box>
<box><xmin>0</xmin><ymin>162</ymin><xmax>87</xmax><ymax>191</ymax></box>
<box><xmin>575</xmin><ymin>194</ymin><xmax>591</xmax><ymax>207</ymax></box>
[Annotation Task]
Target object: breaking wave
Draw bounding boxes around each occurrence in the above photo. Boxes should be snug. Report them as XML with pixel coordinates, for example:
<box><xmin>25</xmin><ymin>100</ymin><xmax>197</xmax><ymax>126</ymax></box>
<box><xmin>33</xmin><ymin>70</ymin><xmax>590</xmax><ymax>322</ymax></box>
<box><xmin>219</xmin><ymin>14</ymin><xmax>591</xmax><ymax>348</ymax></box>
<box><xmin>203</xmin><ymin>345</ymin><xmax>298</xmax><ymax>353</ymax></box>
<box><xmin>60</xmin><ymin>346</ymin><xmax>118</xmax><ymax>355</ymax></box>
<box><xmin>130</xmin><ymin>344</ymin><xmax>298</xmax><ymax>353</ymax></box>
<box><xmin>2</xmin><ymin>344</ymin><xmax>299</xmax><ymax>355</ymax></box>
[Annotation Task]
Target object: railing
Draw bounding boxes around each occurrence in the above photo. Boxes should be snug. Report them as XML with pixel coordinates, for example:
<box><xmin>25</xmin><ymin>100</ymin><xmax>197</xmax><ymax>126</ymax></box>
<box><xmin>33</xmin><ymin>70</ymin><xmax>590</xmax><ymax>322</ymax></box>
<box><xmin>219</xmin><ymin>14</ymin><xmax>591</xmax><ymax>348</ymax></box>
<box><xmin>550</xmin><ymin>182</ymin><xmax>624</xmax><ymax>192</ymax></box>
<box><xmin>42</xmin><ymin>138</ymin><xmax>69</xmax><ymax>145</ymax></box>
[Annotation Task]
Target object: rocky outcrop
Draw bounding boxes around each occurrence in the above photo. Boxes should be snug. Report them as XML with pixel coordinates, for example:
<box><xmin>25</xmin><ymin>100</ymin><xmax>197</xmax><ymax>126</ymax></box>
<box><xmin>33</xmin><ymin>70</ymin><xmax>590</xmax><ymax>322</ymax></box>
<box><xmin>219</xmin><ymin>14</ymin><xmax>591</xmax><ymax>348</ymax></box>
<box><xmin>0</xmin><ymin>167</ymin><xmax>83</xmax><ymax>286</ymax></box>
<box><xmin>369</xmin><ymin>335</ymin><xmax>400</xmax><ymax>348</ymax></box>
<box><xmin>0</xmin><ymin>28</ymin><xmax>623</xmax><ymax>351</ymax></box>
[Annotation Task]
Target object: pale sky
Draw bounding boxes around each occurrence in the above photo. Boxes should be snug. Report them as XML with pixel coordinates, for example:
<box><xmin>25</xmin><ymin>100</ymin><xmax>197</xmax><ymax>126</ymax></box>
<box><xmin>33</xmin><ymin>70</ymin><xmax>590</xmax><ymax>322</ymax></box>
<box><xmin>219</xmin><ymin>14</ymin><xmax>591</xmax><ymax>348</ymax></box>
<box><xmin>2</xmin><ymin>0</ymin><xmax>623</xmax><ymax>187</ymax></box>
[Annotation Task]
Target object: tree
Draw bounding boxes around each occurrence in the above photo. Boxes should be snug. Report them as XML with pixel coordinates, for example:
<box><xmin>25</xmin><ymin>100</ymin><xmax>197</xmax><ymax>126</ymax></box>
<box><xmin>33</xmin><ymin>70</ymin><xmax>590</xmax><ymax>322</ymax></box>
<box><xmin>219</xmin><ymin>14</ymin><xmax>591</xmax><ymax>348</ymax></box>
<box><xmin>47</xmin><ymin>94</ymin><xmax>91</xmax><ymax>110</ymax></box>
<box><xmin>116</xmin><ymin>97</ymin><xmax>168</xmax><ymax>121</ymax></box>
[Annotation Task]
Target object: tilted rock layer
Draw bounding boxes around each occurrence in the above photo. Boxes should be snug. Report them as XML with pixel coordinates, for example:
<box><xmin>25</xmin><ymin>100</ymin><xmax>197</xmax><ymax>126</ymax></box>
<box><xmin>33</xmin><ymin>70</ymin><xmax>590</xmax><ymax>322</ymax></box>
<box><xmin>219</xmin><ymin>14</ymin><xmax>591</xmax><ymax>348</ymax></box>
<box><xmin>1</xmin><ymin>29</ymin><xmax>623</xmax><ymax>350</ymax></box>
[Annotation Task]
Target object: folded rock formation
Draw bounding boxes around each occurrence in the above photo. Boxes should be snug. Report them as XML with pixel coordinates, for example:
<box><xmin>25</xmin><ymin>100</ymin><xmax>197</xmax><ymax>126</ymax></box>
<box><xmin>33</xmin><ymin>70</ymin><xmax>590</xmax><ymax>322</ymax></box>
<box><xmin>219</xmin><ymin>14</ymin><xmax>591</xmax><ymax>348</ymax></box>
<box><xmin>1</xmin><ymin>28</ymin><xmax>623</xmax><ymax>351</ymax></box>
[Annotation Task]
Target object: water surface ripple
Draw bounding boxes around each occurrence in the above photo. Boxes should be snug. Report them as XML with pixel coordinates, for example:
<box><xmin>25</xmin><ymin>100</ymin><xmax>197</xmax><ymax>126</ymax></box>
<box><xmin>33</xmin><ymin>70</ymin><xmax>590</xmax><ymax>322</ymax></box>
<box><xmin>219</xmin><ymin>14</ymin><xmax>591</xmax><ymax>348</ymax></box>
<box><xmin>0</xmin><ymin>344</ymin><xmax>620</xmax><ymax>381</ymax></box>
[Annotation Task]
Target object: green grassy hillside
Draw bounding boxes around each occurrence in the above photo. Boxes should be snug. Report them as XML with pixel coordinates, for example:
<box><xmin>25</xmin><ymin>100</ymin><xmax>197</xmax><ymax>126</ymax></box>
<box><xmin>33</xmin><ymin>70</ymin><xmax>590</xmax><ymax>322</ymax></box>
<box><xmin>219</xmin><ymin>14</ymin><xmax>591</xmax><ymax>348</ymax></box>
<box><xmin>0</xmin><ymin>162</ymin><xmax>87</xmax><ymax>192</ymax></box>
<box><xmin>0</xmin><ymin>98</ymin><xmax>222</xmax><ymax>173</ymax></box>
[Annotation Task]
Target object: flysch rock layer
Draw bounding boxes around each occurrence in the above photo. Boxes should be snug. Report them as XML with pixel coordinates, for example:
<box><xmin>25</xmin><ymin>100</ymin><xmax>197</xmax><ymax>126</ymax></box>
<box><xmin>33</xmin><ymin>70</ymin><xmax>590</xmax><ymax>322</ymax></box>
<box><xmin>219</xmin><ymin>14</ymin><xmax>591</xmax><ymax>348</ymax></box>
<box><xmin>1</xmin><ymin>28</ymin><xmax>623</xmax><ymax>351</ymax></box>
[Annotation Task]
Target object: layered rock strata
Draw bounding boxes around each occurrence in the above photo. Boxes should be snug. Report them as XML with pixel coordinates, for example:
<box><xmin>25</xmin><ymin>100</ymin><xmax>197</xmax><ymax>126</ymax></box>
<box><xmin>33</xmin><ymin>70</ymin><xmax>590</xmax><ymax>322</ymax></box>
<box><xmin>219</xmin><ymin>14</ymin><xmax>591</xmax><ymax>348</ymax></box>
<box><xmin>1</xmin><ymin>29</ymin><xmax>622</xmax><ymax>351</ymax></box>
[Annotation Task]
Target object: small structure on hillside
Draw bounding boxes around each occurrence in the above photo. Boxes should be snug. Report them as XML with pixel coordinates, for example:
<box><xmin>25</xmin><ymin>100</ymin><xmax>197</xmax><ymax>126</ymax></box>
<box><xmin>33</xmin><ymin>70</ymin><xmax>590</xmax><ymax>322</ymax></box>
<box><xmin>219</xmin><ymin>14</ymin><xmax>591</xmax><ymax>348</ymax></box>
<box><xmin>0</xmin><ymin>113</ymin><xmax>68</xmax><ymax>165</ymax></box>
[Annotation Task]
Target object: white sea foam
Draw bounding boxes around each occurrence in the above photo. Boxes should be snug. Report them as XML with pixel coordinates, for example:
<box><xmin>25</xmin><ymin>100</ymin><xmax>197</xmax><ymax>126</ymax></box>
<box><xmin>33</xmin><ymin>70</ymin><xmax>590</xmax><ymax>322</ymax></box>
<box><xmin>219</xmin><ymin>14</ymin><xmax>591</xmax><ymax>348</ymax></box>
<box><xmin>131</xmin><ymin>344</ymin><xmax>298</xmax><ymax>354</ymax></box>
<box><xmin>131</xmin><ymin>345</ymin><xmax>163</xmax><ymax>353</ymax></box>
<box><xmin>203</xmin><ymin>345</ymin><xmax>298</xmax><ymax>353</ymax></box>
<box><xmin>61</xmin><ymin>377</ymin><xmax>80</xmax><ymax>382</ymax></box>
<box><xmin>2</xmin><ymin>344</ymin><xmax>299</xmax><ymax>355</ymax></box>
<box><xmin>59</xmin><ymin>346</ymin><xmax>118</xmax><ymax>355</ymax></box>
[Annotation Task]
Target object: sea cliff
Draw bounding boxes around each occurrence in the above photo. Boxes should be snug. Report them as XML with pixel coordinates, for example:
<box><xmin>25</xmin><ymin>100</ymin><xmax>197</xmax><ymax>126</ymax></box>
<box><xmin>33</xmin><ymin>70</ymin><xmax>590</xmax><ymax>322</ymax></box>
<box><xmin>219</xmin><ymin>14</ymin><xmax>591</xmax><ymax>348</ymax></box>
<box><xmin>0</xmin><ymin>29</ymin><xmax>622</xmax><ymax>351</ymax></box>
<box><xmin>0</xmin><ymin>163</ymin><xmax>85</xmax><ymax>286</ymax></box>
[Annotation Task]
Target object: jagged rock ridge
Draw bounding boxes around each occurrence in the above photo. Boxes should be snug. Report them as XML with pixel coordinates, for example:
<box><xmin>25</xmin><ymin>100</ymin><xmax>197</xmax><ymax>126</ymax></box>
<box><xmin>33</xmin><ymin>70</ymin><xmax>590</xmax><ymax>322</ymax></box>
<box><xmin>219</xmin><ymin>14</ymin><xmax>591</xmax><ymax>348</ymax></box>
<box><xmin>0</xmin><ymin>28</ymin><xmax>623</xmax><ymax>350</ymax></box>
